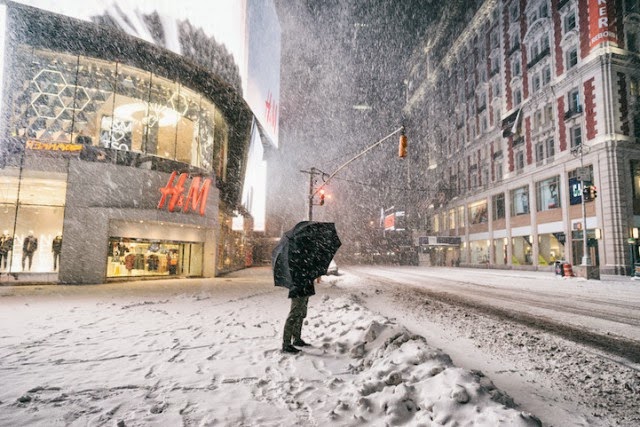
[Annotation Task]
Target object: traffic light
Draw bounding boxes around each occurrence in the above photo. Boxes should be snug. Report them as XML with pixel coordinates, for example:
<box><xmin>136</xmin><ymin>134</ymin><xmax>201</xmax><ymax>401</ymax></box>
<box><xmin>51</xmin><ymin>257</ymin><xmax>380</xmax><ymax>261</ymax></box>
<box><xmin>398</xmin><ymin>130</ymin><xmax>407</xmax><ymax>158</ymax></box>
<box><xmin>319</xmin><ymin>189</ymin><xmax>325</xmax><ymax>206</ymax></box>
<box><xmin>590</xmin><ymin>185</ymin><xmax>597</xmax><ymax>199</ymax></box>
<box><xmin>582</xmin><ymin>185</ymin><xmax>591</xmax><ymax>201</ymax></box>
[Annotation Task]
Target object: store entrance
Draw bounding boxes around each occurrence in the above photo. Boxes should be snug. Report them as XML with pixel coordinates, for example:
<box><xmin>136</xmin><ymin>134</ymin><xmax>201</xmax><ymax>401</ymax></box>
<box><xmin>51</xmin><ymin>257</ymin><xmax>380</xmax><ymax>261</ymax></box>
<box><xmin>107</xmin><ymin>237</ymin><xmax>203</xmax><ymax>279</ymax></box>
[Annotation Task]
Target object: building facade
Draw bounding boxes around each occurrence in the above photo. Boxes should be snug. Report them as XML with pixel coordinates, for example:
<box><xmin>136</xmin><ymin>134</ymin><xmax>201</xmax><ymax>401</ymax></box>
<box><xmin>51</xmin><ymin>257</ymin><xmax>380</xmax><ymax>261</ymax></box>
<box><xmin>0</xmin><ymin>2</ymin><xmax>255</xmax><ymax>283</ymax></box>
<box><xmin>404</xmin><ymin>0</ymin><xmax>640</xmax><ymax>275</ymax></box>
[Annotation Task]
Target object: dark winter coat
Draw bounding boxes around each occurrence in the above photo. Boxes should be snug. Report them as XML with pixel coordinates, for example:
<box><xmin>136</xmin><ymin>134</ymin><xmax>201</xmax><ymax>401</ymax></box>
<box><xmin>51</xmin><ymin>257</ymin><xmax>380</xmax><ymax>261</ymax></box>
<box><xmin>287</xmin><ymin>278</ymin><xmax>315</xmax><ymax>299</ymax></box>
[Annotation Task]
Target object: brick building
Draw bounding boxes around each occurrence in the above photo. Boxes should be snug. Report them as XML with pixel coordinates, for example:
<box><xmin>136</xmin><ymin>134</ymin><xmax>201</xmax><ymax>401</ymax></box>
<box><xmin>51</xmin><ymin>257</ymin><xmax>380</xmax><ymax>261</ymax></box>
<box><xmin>404</xmin><ymin>0</ymin><xmax>640</xmax><ymax>275</ymax></box>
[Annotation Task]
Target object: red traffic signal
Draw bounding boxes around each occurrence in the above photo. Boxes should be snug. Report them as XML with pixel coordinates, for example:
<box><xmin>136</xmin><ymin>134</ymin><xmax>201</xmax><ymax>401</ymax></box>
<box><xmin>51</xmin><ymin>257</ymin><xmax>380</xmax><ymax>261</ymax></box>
<box><xmin>319</xmin><ymin>189</ymin><xmax>325</xmax><ymax>206</ymax></box>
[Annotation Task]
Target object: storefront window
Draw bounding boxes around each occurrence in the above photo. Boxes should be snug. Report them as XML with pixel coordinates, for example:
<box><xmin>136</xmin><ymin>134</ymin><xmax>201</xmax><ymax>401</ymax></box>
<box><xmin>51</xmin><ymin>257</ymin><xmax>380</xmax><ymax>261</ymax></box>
<box><xmin>493</xmin><ymin>238</ymin><xmax>507</xmax><ymax>265</ymax></box>
<box><xmin>469</xmin><ymin>240</ymin><xmax>490</xmax><ymax>264</ymax></box>
<box><xmin>8</xmin><ymin>46</ymin><xmax>230</xmax><ymax>175</ymax></box>
<box><xmin>510</xmin><ymin>185</ymin><xmax>530</xmax><ymax>216</ymax></box>
<box><xmin>536</xmin><ymin>176</ymin><xmax>560</xmax><ymax>211</ymax></box>
<box><xmin>538</xmin><ymin>233</ymin><xmax>565</xmax><ymax>265</ymax></box>
<box><xmin>448</xmin><ymin>209</ymin><xmax>456</xmax><ymax>230</ymax></box>
<box><xmin>512</xmin><ymin>235</ymin><xmax>533</xmax><ymax>265</ymax></box>
<box><xmin>1</xmin><ymin>169</ymin><xmax>66</xmax><ymax>273</ymax></box>
<box><xmin>106</xmin><ymin>237</ymin><xmax>203</xmax><ymax>278</ymax></box>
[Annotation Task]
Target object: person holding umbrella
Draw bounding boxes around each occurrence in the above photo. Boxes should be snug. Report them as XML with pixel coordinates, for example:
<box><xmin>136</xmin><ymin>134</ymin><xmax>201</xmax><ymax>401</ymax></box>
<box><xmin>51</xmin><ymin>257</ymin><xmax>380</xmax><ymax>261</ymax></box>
<box><xmin>272</xmin><ymin>221</ymin><xmax>341</xmax><ymax>354</ymax></box>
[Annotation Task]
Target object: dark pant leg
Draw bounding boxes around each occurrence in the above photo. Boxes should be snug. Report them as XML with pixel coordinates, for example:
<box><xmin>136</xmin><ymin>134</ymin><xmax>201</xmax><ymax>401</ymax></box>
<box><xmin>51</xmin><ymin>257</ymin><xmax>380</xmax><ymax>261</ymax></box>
<box><xmin>53</xmin><ymin>252</ymin><xmax>59</xmax><ymax>270</ymax></box>
<box><xmin>292</xmin><ymin>297</ymin><xmax>309</xmax><ymax>341</ymax></box>
<box><xmin>283</xmin><ymin>297</ymin><xmax>308</xmax><ymax>345</ymax></box>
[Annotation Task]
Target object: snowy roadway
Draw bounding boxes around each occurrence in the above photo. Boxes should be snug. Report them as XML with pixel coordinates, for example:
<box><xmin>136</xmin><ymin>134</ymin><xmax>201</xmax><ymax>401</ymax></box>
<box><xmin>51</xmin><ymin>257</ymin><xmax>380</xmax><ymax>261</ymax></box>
<box><xmin>339</xmin><ymin>266</ymin><xmax>640</xmax><ymax>427</ymax></box>
<box><xmin>0</xmin><ymin>266</ymin><xmax>638</xmax><ymax>426</ymax></box>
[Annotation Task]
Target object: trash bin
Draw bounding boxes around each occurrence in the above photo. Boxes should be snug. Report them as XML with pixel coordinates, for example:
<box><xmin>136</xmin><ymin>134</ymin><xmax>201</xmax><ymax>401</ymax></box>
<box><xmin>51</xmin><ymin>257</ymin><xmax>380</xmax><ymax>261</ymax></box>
<box><xmin>554</xmin><ymin>260</ymin><xmax>564</xmax><ymax>276</ymax></box>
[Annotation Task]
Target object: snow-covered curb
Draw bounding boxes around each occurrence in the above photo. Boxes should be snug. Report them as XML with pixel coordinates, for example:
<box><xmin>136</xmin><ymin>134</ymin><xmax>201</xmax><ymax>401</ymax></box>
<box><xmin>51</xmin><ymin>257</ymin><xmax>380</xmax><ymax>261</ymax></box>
<box><xmin>303</xmin><ymin>295</ymin><xmax>541</xmax><ymax>426</ymax></box>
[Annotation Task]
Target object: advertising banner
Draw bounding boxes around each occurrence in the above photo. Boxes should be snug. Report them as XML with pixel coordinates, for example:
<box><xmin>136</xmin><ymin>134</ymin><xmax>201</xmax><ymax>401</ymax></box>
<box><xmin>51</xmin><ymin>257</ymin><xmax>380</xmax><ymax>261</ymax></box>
<box><xmin>589</xmin><ymin>0</ymin><xmax>618</xmax><ymax>49</ymax></box>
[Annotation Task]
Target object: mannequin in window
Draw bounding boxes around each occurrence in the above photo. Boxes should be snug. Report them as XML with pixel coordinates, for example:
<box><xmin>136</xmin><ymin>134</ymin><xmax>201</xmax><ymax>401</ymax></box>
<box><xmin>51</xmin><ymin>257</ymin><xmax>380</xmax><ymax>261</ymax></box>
<box><xmin>0</xmin><ymin>230</ymin><xmax>14</xmax><ymax>270</ymax></box>
<box><xmin>52</xmin><ymin>233</ymin><xmax>62</xmax><ymax>271</ymax></box>
<box><xmin>22</xmin><ymin>231</ymin><xmax>38</xmax><ymax>271</ymax></box>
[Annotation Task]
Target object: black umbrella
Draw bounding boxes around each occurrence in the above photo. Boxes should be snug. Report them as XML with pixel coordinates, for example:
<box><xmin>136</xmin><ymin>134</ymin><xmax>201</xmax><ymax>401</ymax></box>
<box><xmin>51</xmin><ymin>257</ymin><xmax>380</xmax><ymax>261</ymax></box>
<box><xmin>272</xmin><ymin>221</ymin><xmax>341</xmax><ymax>288</ymax></box>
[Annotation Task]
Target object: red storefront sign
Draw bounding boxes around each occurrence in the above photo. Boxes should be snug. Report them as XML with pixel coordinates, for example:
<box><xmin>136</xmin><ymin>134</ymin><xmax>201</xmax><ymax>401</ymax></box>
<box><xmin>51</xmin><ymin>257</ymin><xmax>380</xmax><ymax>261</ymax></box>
<box><xmin>158</xmin><ymin>171</ymin><xmax>212</xmax><ymax>216</ymax></box>
<box><xmin>589</xmin><ymin>0</ymin><xmax>618</xmax><ymax>49</ymax></box>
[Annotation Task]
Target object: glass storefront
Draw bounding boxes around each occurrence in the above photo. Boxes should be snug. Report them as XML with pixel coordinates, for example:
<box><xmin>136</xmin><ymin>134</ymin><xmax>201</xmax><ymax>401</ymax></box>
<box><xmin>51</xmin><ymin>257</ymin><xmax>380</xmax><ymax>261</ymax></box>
<box><xmin>493</xmin><ymin>238</ymin><xmax>507</xmax><ymax>265</ymax></box>
<box><xmin>0</xmin><ymin>169</ymin><xmax>66</xmax><ymax>273</ymax></box>
<box><xmin>512</xmin><ymin>235</ymin><xmax>533</xmax><ymax>265</ymax></box>
<box><xmin>8</xmin><ymin>46</ymin><xmax>229</xmax><ymax>178</ymax></box>
<box><xmin>538</xmin><ymin>233</ymin><xmax>565</xmax><ymax>265</ymax></box>
<box><xmin>106</xmin><ymin>237</ymin><xmax>203</xmax><ymax>278</ymax></box>
<box><xmin>469</xmin><ymin>240</ymin><xmax>490</xmax><ymax>264</ymax></box>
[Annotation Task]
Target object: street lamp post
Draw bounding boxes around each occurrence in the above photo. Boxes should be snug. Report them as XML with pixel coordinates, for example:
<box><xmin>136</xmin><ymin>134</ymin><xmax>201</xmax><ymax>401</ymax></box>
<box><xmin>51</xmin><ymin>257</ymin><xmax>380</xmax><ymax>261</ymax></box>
<box><xmin>301</xmin><ymin>126</ymin><xmax>406</xmax><ymax>222</ymax></box>
<box><xmin>572</xmin><ymin>144</ymin><xmax>591</xmax><ymax>266</ymax></box>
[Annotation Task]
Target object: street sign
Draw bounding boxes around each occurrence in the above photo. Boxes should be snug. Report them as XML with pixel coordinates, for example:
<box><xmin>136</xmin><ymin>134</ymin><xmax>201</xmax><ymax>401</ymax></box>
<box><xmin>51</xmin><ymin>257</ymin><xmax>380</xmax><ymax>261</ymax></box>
<box><xmin>576</xmin><ymin>167</ymin><xmax>591</xmax><ymax>182</ymax></box>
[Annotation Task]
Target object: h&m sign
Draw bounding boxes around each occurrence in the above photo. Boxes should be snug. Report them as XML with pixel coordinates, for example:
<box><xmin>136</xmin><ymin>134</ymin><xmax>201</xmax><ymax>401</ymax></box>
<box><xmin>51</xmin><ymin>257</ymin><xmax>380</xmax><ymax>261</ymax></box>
<box><xmin>158</xmin><ymin>171</ymin><xmax>212</xmax><ymax>216</ymax></box>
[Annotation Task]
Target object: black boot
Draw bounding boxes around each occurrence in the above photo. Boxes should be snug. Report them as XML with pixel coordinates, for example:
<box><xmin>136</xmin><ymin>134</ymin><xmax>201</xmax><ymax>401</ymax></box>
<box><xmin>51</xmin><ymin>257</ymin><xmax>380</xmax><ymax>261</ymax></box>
<box><xmin>292</xmin><ymin>339</ymin><xmax>310</xmax><ymax>347</ymax></box>
<box><xmin>282</xmin><ymin>344</ymin><xmax>301</xmax><ymax>354</ymax></box>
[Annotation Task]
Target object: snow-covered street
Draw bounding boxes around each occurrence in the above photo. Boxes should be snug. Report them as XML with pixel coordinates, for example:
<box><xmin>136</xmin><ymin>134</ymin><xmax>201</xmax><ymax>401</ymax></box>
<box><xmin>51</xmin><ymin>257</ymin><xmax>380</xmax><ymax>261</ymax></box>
<box><xmin>0</xmin><ymin>266</ymin><xmax>639</xmax><ymax>426</ymax></box>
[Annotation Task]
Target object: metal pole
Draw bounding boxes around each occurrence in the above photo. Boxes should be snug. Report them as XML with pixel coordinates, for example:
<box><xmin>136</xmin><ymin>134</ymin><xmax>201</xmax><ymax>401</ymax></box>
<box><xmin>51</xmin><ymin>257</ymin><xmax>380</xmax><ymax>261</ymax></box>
<box><xmin>579</xmin><ymin>146</ymin><xmax>591</xmax><ymax>266</ymax></box>
<box><xmin>580</xmin><ymin>176</ymin><xmax>589</xmax><ymax>265</ymax></box>
<box><xmin>308</xmin><ymin>167</ymin><xmax>316</xmax><ymax>221</ymax></box>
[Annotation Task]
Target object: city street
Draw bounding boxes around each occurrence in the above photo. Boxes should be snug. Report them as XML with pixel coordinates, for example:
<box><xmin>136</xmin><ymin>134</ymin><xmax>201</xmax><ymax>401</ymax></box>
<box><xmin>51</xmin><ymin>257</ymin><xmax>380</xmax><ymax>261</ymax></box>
<box><xmin>1</xmin><ymin>266</ymin><xmax>639</xmax><ymax>426</ymax></box>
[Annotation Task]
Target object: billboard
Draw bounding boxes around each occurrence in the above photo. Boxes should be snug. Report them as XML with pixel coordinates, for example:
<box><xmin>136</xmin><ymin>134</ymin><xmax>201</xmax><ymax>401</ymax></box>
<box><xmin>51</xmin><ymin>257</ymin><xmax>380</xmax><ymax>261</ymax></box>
<box><xmin>588</xmin><ymin>0</ymin><xmax>618</xmax><ymax>49</ymax></box>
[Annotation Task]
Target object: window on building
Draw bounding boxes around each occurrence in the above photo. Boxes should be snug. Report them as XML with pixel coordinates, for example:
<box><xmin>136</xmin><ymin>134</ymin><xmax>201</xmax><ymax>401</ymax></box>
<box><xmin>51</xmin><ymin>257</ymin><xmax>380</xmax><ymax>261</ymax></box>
<box><xmin>535</xmin><ymin>142</ymin><xmax>545</xmax><ymax>162</ymax></box>
<box><xmin>469</xmin><ymin>201</ymin><xmax>489</xmax><ymax>224</ymax></box>
<box><xmin>492</xmin><ymin>193</ymin><xmax>506</xmax><ymax>220</ymax></box>
<box><xmin>536</xmin><ymin>176</ymin><xmax>561</xmax><ymax>211</ymax></box>
<box><xmin>531</xmin><ymin>41</ymin><xmax>540</xmax><ymax>59</ymax></box>
<box><xmin>567</xmin><ymin>47</ymin><xmax>578</xmax><ymax>69</ymax></box>
<box><xmin>627</xmin><ymin>31</ymin><xmax>639</xmax><ymax>53</ymax></box>
<box><xmin>510</xmin><ymin>2</ymin><xmax>520</xmax><ymax>21</ymax></box>
<box><xmin>626</xmin><ymin>0</ymin><xmax>640</xmax><ymax>14</ymax></box>
<box><xmin>569</xmin><ymin>88</ymin><xmax>580</xmax><ymax>111</ymax></box>
<box><xmin>545</xmin><ymin>104</ymin><xmax>554</xmax><ymax>123</ymax></box>
<box><xmin>542</xmin><ymin>64</ymin><xmax>552</xmax><ymax>85</ymax></box>
<box><xmin>570</xmin><ymin>125</ymin><xmax>582</xmax><ymax>148</ymax></box>
<box><xmin>534</xmin><ymin>109</ymin><xmax>542</xmax><ymax>129</ymax></box>
<box><xmin>514</xmin><ymin>88</ymin><xmax>522</xmax><ymax>105</ymax></box>
<box><xmin>539</xmin><ymin>2</ymin><xmax>549</xmax><ymax>18</ymax></box>
<box><xmin>564</xmin><ymin>11</ymin><xmax>576</xmax><ymax>33</ymax></box>
<box><xmin>494</xmin><ymin>159</ymin><xmax>503</xmax><ymax>181</ymax></box>
<box><xmin>546</xmin><ymin>138</ymin><xmax>555</xmax><ymax>157</ymax></box>
<box><xmin>458</xmin><ymin>206</ymin><xmax>465</xmax><ymax>227</ymax></box>
<box><xmin>511</xmin><ymin>32</ymin><xmax>520</xmax><ymax>50</ymax></box>
<box><xmin>512</xmin><ymin>58</ymin><xmax>521</xmax><ymax>76</ymax></box>
<box><xmin>515</xmin><ymin>150</ymin><xmax>525</xmax><ymax>170</ymax></box>
<box><xmin>511</xmin><ymin>186</ymin><xmax>530</xmax><ymax>215</ymax></box>
<box><xmin>532</xmin><ymin>74</ymin><xmax>541</xmax><ymax>93</ymax></box>
<box><xmin>491</xmin><ymin>30</ymin><xmax>499</xmax><ymax>48</ymax></box>
<box><xmin>493</xmin><ymin>80</ymin><xmax>501</xmax><ymax>97</ymax></box>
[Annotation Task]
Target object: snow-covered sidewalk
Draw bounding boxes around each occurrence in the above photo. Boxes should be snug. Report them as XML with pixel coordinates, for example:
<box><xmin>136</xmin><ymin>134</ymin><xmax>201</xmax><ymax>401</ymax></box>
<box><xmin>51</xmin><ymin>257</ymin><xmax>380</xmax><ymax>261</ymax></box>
<box><xmin>0</xmin><ymin>270</ymin><xmax>540</xmax><ymax>426</ymax></box>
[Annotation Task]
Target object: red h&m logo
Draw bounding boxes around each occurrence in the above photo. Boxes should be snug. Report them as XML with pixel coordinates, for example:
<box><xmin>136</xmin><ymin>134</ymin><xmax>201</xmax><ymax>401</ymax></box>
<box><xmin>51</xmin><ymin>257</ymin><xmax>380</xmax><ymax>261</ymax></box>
<box><xmin>265</xmin><ymin>91</ymin><xmax>279</xmax><ymax>133</ymax></box>
<box><xmin>158</xmin><ymin>171</ymin><xmax>212</xmax><ymax>216</ymax></box>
